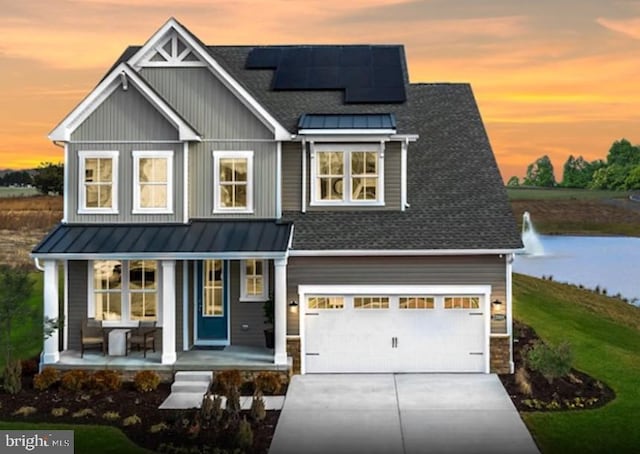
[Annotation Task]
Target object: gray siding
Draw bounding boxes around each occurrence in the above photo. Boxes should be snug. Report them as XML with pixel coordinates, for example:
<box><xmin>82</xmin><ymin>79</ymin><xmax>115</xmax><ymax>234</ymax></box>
<box><xmin>282</xmin><ymin>141</ymin><xmax>402</xmax><ymax>212</ymax></box>
<box><xmin>67</xmin><ymin>142</ymin><xmax>184</xmax><ymax>223</ymax></box>
<box><xmin>189</xmin><ymin>141</ymin><xmax>277</xmax><ymax>218</ymax></box>
<box><xmin>286</xmin><ymin>255</ymin><xmax>506</xmax><ymax>335</ymax></box>
<box><xmin>141</xmin><ymin>67</ymin><xmax>273</xmax><ymax>140</ymax></box>
<box><xmin>72</xmin><ymin>85</ymin><xmax>178</xmax><ymax>141</ymax></box>
<box><xmin>175</xmin><ymin>261</ymin><xmax>183</xmax><ymax>352</ymax></box>
<box><xmin>229</xmin><ymin>261</ymin><xmax>268</xmax><ymax>347</ymax></box>
<box><xmin>67</xmin><ymin>260</ymin><xmax>88</xmax><ymax>351</ymax></box>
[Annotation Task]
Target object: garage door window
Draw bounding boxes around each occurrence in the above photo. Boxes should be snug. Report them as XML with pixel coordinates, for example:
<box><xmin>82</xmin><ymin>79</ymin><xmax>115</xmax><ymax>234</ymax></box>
<box><xmin>444</xmin><ymin>296</ymin><xmax>480</xmax><ymax>309</ymax></box>
<box><xmin>399</xmin><ymin>296</ymin><xmax>435</xmax><ymax>309</ymax></box>
<box><xmin>308</xmin><ymin>296</ymin><xmax>344</xmax><ymax>309</ymax></box>
<box><xmin>354</xmin><ymin>296</ymin><xmax>389</xmax><ymax>309</ymax></box>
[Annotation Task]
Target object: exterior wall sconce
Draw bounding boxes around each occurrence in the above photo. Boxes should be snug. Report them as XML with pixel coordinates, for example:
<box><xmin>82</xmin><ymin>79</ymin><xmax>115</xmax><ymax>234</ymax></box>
<box><xmin>289</xmin><ymin>300</ymin><xmax>299</xmax><ymax>313</ymax></box>
<box><xmin>491</xmin><ymin>299</ymin><xmax>505</xmax><ymax>321</ymax></box>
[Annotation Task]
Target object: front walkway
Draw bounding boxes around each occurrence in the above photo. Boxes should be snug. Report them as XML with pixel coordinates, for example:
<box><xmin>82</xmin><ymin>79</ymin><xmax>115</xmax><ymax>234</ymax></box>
<box><xmin>269</xmin><ymin>374</ymin><xmax>539</xmax><ymax>454</ymax></box>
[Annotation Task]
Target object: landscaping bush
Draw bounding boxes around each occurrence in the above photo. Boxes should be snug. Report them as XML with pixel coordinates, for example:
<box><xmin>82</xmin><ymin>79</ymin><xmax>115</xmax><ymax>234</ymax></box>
<box><xmin>2</xmin><ymin>360</ymin><xmax>22</xmax><ymax>394</ymax></box>
<box><xmin>216</xmin><ymin>369</ymin><xmax>242</xmax><ymax>394</ymax></box>
<box><xmin>200</xmin><ymin>391</ymin><xmax>223</xmax><ymax>425</ymax></box>
<box><xmin>60</xmin><ymin>370</ymin><xmax>90</xmax><ymax>392</ymax></box>
<box><xmin>526</xmin><ymin>340</ymin><xmax>573</xmax><ymax>383</ymax></box>
<box><xmin>51</xmin><ymin>407</ymin><xmax>68</xmax><ymax>417</ymax></box>
<box><xmin>225</xmin><ymin>387</ymin><xmax>241</xmax><ymax>423</ymax></box>
<box><xmin>89</xmin><ymin>370</ymin><xmax>122</xmax><ymax>392</ymax></box>
<box><xmin>254</xmin><ymin>371</ymin><xmax>282</xmax><ymax>395</ymax></box>
<box><xmin>515</xmin><ymin>367</ymin><xmax>533</xmax><ymax>396</ymax></box>
<box><xmin>133</xmin><ymin>370</ymin><xmax>161</xmax><ymax>393</ymax></box>
<box><xmin>250</xmin><ymin>394</ymin><xmax>266</xmax><ymax>422</ymax></box>
<box><xmin>233</xmin><ymin>417</ymin><xmax>253</xmax><ymax>451</ymax></box>
<box><xmin>33</xmin><ymin>367</ymin><xmax>61</xmax><ymax>391</ymax></box>
<box><xmin>13</xmin><ymin>406</ymin><xmax>36</xmax><ymax>416</ymax></box>
<box><xmin>122</xmin><ymin>415</ymin><xmax>142</xmax><ymax>426</ymax></box>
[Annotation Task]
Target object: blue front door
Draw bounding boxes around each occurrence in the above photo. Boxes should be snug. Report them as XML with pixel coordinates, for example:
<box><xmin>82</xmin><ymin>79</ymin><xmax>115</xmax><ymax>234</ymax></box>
<box><xmin>196</xmin><ymin>260</ymin><xmax>229</xmax><ymax>344</ymax></box>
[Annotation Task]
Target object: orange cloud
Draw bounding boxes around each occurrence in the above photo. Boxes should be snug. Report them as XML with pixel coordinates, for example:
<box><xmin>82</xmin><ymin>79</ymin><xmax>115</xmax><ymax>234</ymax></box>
<box><xmin>597</xmin><ymin>17</ymin><xmax>640</xmax><ymax>39</ymax></box>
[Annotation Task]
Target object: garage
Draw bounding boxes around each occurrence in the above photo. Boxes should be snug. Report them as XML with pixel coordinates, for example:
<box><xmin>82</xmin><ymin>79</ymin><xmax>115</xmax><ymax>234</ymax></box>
<box><xmin>299</xmin><ymin>285</ymin><xmax>491</xmax><ymax>374</ymax></box>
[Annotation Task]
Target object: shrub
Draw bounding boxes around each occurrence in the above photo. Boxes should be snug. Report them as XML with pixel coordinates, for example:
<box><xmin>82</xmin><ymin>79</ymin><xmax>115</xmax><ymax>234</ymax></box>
<box><xmin>61</xmin><ymin>370</ymin><xmax>90</xmax><ymax>392</ymax></box>
<box><xmin>233</xmin><ymin>417</ymin><xmax>253</xmax><ymax>451</ymax></box>
<box><xmin>13</xmin><ymin>406</ymin><xmax>36</xmax><ymax>417</ymax></box>
<box><xmin>149</xmin><ymin>422</ymin><xmax>169</xmax><ymax>434</ymax></box>
<box><xmin>3</xmin><ymin>360</ymin><xmax>22</xmax><ymax>394</ymax></box>
<box><xmin>102</xmin><ymin>411</ymin><xmax>121</xmax><ymax>421</ymax></box>
<box><xmin>72</xmin><ymin>408</ymin><xmax>95</xmax><ymax>418</ymax></box>
<box><xmin>200</xmin><ymin>392</ymin><xmax>223</xmax><ymax>424</ymax></box>
<box><xmin>20</xmin><ymin>358</ymin><xmax>39</xmax><ymax>376</ymax></box>
<box><xmin>526</xmin><ymin>340</ymin><xmax>573</xmax><ymax>383</ymax></box>
<box><xmin>33</xmin><ymin>367</ymin><xmax>61</xmax><ymax>391</ymax></box>
<box><xmin>89</xmin><ymin>370</ymin><xmax>122</xmax><ymax>392</ymax></box>
<box><xmin>225</xmin><ymin>387</ymin><xmax>241</xmax><ymax>423</ymax></box>
<box><xmin>216</xmin><ymin>369</ymin><xmax>242</xmax><ymax>394</ymax></box>
<box><xmin>122</xmin><ymin>415</ymin><xmax>142</xmax><ymax>426</ymax></box>
<box><xmin>133</xmin><ymin>370</ymin><xmax>161</xmax><ymax>393</ymax></box>
<box><xmin>51</xmin><ymin>407</ymin><xmax>68</xmax><ymax>417</ymax></box>
<box><xmin>250</xmin><ymin>394</ymin><xmax>266</xmax><ymax>422</ymax></box>
<box><xmin>515</xmin><ymin>367</ymin><xmax>532</xmax><ymax>396</ymax></box>
<box><xmin>254</xmin><ymin>371</ymin><xmax>282</xmax><ymax>395</ymax></box>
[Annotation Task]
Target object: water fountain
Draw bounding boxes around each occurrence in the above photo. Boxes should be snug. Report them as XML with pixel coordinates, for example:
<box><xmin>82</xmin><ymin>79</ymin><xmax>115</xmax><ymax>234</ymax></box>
<box><xmin>521</xmin><ymin>211</ymin><xmax>545</xmax><ymax>255</ymax></box>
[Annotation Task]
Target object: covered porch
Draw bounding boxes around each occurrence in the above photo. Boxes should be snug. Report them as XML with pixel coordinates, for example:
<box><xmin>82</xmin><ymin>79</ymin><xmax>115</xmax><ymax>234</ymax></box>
<box><xmin>32</xmin><ymin>220</ymin><xmax>294</xmax><ymax>370</ymax></box>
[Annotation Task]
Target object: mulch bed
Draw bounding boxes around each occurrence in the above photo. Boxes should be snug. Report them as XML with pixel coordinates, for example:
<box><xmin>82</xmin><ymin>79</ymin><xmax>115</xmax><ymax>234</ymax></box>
<box><xmin>499</xmin><ymin>320</ymin><xmax>615</xmax><ymax>412</ymax></box>
<box><xmin>0</xmin><ymin>364</ymin><xmax>280</xmax><ymax>453</ymax></box>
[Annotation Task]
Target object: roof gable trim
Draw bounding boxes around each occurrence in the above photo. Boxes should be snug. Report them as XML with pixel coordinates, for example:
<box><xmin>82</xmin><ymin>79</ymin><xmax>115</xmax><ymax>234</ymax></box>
<box><xmin>49</xmin><ymin>64</ymin><xmax>201</xmax><ymax>142</ymax></box>
<box><xmin>127</xmin><ymin>18</ymin><xmax>291</xmax><ymax>140</ymax></box>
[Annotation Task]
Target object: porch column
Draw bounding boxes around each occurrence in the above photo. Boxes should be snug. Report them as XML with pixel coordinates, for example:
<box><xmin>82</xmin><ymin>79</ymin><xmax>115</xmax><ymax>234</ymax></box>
<box><xmin>161</xmin><ymin>260</ymin><xmax>177</xmax><ymax>365</ymax></box>
<box><xmin>42</xmin><ymin>260</ymin><xmax>59</xmax><ymax>364</ymax></box>
<box><xmin>506</xmin><ymin>253</ymin><xmax>514</xmax><ymax>373</ymax></box>
<box><xmin>274</xmin><ymin>258</ymin><xmax>288</xmax><ymax>365</ymax></box>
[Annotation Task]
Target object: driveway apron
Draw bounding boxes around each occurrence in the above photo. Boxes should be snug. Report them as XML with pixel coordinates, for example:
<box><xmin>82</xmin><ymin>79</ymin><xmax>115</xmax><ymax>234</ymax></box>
<box><xmin>269</xmin><ymin>374</ymin><xmax>539</xmax><ymax>454</ymax></box>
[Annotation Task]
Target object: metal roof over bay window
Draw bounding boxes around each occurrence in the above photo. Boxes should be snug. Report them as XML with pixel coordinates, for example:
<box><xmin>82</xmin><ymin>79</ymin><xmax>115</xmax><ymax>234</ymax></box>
<box><xmin>298</xmin><ymin>113</ymin><xmax>397</xmax><ymax>134</ymax></box>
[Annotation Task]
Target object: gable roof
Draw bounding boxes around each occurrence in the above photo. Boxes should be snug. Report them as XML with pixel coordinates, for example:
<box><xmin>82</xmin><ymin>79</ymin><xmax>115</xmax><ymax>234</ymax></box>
<box><xmin>49</xmin><ymin>63</ymin><xmax>200</xmax><ymax>141</ymax></box>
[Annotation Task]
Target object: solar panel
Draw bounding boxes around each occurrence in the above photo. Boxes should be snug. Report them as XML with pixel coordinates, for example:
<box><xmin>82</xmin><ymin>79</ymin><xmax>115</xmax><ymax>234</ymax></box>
<box><xmin>246</xmin><ymin>45</ymin><xmax>407</xmax><ymax>103</ymax></box>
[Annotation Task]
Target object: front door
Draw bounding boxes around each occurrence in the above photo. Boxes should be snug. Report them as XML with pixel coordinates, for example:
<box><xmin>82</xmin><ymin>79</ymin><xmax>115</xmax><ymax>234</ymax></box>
<box><xmin>196</xmin><ymin>260</ymin><xmax>229</xmax><ymax>345</ymax></box>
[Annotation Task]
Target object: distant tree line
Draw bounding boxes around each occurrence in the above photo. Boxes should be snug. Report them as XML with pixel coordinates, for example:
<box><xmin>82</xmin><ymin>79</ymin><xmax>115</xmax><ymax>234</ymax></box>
<box><xmin>0</xmin><ymin>162</ymin><xmax>63</xmax><ymax>195</ymax></box>
<box><xmin>508</xmin><ymin>138</ymin><xmax>640</xmax><ymax>190</ymax></box>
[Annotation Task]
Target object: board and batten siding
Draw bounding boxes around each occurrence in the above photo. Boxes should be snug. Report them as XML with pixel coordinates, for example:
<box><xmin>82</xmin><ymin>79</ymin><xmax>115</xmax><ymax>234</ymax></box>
<box><xmin>67</xmin><ymin>142</ymin><xmax>184</xmax><ymax>223</ymax></box>
<box><xmin>189</xmin><ymin>141</ymin><xmax>277</xmax><ymax>218</ymax></box>
<box><xmin>71</xmin><ymin>85</ymin><xmax>178</xmax><ymax>142</ymax></box>
<box><xmin>140</xmin><ymin>67</ymin><xmax>273</xmax><ymax>140</ymax></box>
<box><xmin>282</xmin><ymin>141</ymin><xmax>402</xmax><ymax>211</ymax></box>
<box><xmin>285</xmin><ymin>255</ymin><xmax>506</xmax><ymax>335</ymax></box>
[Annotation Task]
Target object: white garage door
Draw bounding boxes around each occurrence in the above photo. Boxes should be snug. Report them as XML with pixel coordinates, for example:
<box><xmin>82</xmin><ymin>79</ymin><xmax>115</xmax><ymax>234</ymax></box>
<box><xmin>302</xmin><ymin>285</ymin><xmax>490</xmax><ymax>374</ymax></box>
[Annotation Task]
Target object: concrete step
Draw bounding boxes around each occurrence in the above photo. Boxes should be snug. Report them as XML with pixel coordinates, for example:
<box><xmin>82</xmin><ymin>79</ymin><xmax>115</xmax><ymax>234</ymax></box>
<box><xmin>171</xmin><ymin>382</ymin><xmax>211</xmax><ymax>393</ymax></box>
<box><xmin>174</xmin><ymin>371</ymin><xmax>213</xmax><ymax>382</ymax></box>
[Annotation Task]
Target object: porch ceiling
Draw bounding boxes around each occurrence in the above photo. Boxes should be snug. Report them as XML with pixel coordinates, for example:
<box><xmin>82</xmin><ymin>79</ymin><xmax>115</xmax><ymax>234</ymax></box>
<box><xmin>32</xmin><ymin>219</ymin><xmax>293</xmax><ymax>259</ymax></box>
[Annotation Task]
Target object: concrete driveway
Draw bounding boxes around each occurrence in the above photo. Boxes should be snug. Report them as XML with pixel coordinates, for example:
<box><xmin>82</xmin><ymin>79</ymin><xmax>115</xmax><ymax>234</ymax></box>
<box><xmin>269</xmin><ymin>374</ymin><xmax>539</xmax><ymax>454</ymax></box>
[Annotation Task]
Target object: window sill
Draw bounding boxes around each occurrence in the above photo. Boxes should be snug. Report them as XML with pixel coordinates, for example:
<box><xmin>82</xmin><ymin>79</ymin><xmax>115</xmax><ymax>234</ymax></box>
<box><xmin>213</xmin><ymin>209</ymin><xmax>254</xmax><ymax>215</ymax></box>
<box><xmin>132</xmin><ymin>209</ymin><xmax>174</xmax><ymax>215</ymax></box>
<box><xmin>78</xmin><ymin>209</ymin><xmax>119</xmax><ymax>215</ymax></box>
<box><xmin>309</xmin><ymin>201</ymin><xmax>385</xmax><ymax>207</ymax></box>
<box><xmin>239</xmin><ymin>296</ymin><xmax>269</xmax><ymax>303</ymax></box>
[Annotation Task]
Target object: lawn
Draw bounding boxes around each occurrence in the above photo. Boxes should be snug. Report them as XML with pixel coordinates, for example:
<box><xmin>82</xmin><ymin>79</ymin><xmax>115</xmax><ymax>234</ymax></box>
<box><xmin>513</xmin><ymin>273</ymin><xmax>640</xmax><ymax>453</ymax></box>
<box><xmin>0</xmin><ymin>421</ymin><xmax>150</xmax><ymax>453</ymax></box>
<box><xmin>506</xmin><ymin>187</ymin><xmax>629</xmax><ymax>200</ymax></box>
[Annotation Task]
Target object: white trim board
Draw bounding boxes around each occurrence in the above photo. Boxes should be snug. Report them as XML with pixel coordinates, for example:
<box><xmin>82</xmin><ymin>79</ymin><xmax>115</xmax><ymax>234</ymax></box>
<box><xmin>289</xmin><ymin>249</ymin><xmax>523</xmax><ymax>257</ymax></box>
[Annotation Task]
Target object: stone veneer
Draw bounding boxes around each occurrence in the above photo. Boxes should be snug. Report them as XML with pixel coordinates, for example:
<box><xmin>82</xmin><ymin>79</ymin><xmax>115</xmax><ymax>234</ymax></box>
<box><xmin>490</xmin><ymin>336</ymin><xmax>511</xmax><ymax>374</ymax></box>
<box><xmin>286</xmin><ymin>337</ymin><xmax>301</xmax><ymax>375</ymax></box>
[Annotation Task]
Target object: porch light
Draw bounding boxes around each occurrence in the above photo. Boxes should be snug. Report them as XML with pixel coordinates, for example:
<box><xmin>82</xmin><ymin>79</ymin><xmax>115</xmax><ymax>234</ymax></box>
<box><xmin>491</xmin><ymin>299</ymin><xmax>503</xmax><ymax>307</ymax></box>
<box><xmin>289</xmin><ymin>300</ymin><xmax>298</xmax><ymax>307</ymax></box>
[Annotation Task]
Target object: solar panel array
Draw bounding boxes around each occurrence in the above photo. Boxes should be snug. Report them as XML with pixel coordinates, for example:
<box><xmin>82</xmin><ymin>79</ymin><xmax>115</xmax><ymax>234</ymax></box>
<box><xmin>246</xmin><ymin>46</ymin><xmax>406</xmax><ymax>103</ymax></box>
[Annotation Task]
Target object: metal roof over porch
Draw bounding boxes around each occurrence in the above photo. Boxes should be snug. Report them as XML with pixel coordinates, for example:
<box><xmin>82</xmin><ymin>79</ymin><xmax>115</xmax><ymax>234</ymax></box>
<box><xmin>32</xmin><ymin>220</ymin><xmax>293</xmax><ymax>259</ymax></box>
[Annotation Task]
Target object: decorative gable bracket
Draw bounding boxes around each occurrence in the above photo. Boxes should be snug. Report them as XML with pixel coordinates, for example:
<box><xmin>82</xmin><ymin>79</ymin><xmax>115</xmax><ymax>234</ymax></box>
<box><xmin>137</xmin><ymin>31</ymin><xmax>206</xmax><ymax>67</ymax></box>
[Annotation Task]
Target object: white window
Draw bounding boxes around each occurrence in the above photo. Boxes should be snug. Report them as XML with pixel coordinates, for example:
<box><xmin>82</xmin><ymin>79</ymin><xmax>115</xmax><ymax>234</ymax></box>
<box><xmin>311</xmin><ymin>144</ymin><xmax>384</xmax><ymax>206</ymax></box>
<box><xmin>89</xmin><ymin>260</ymin><xmax>160</xmax><ymax>325</ymax></box>
<box><xmin>133</xmin><ymin>150</ymin><xmax>173</xmax><ymax>213</ymax></box>
<box><xmin>213</xmin><ymin>151</ymin><xmax>254</xmax><ymax>213</ymax></box>
<box><xmin>78</xmin><ymin>150</ymin><xmax>118</xmax><ymax>214</ymax></box>
<box><xmin>240</xmin><ymin>259</ymin><xmax>269</xmax><ymax>301</ymax></box>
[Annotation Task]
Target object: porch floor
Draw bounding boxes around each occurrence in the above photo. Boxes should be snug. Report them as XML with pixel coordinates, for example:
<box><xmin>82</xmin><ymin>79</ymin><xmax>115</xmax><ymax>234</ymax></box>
<box><xmin>54</xmin><ymin>346</ymin><xmax>291</xmax><ymax>372</ymax></box>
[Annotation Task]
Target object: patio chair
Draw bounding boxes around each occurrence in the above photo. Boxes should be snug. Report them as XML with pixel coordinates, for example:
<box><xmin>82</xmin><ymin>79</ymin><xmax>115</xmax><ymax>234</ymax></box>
<box><xmin>129</xmin><ymin>321</ymin><xmax>157</xmax><ymax>358</ymax></box>
<box><xmin>80</xmin><ymin>318</ymin><xmax>106</xmax><ymax>358</ymax></box>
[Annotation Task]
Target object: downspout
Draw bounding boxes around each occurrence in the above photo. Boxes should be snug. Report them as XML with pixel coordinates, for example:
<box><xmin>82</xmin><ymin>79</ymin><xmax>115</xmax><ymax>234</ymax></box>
<box><xmin>301</xmin><ymin>139</ymin><xmax>307</xmax><ymax>213</ymax></box>
<box><xmin>34</xmin><ymin>257</ymin><xmax>45</xmax><ymax>272</ymax></box>
<box><xmin>276</xmin><ymin>141</ymin><xmax>282</xmax><ymax>219</ymax></box>
<box><xmin>183</xmin><ymin>142</ymin><xmax>189</xmax><ymax>223</ymax></box>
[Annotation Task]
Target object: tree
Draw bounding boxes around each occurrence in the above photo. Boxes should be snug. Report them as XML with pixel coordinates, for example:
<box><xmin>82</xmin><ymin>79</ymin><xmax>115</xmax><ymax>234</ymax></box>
<box><xmin>506</xmin><ymin>176</ymin><xmax>520</xmax><ymax>187</ymax></box>
<box><xmin>561</xmin><ymin>155</ymin><xmax>594</xmax><ymax>188</ymax></box>
<box><xmin>606</xmin><ymin>139</ymin><xmax>640</xmax><ymax>167</ymax></box>
<box><xmin>33</xmin><ymin>162</ymin><xmax>63</xmax><ymax>195</ymax></box>
<box><xmin>524</xmin><ymin>155</ymin><xmax>556</xmax><ymax>187</ymax></box>
<box><xmin>0</xmin><ymin>170</ymin><xmax>33</xmax><ymax>187</ymax></box>
<box><xmin>624</xmin><ymin>165</ymin><xmax>640</xmax><ymax>190</ymax></box>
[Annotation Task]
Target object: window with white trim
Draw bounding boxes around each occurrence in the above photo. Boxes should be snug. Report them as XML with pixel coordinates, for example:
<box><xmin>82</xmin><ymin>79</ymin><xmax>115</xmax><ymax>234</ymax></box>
<box><xmin>213</xmin><ymin>151</ymin><xmax>254</xmax><ymax>213</ymax></box>
<box><xmin>79</xmin><ymin>150</ymin><xmax>118</xmax><ymax>213</ymax></box>
<box><xmin>240</xmin><ymin>259</ymin><xmax>269</xmax><ymax>301</ymax></box>
<box><xmin>90</xmin><ymin>260</ymin><xmax>160</xmax><ymax>324</ymax></box>
<box><xmin>311</xmin><ymin>144</ymin><xmax>384</xmax><ymax>205</ymax></box>
<box><xmin>133</xmin><ymin>150</ymin><xmax>173</xmax><ymax>213</ymax></box>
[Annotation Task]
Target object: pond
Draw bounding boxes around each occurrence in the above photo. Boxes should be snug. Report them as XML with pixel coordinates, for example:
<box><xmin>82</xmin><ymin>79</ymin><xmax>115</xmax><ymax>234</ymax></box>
<box><xmin>513</xmin><ymin>235</ymin><xmax>640</xmax><ymax>305</ymax></box>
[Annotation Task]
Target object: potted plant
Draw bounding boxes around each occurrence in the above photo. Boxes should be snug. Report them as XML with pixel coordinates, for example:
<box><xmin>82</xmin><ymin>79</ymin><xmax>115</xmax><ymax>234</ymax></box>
<box><xmin>263</xmin><ymin>298</ymin><xmax>275</xmax><ymax>349</ymax></box>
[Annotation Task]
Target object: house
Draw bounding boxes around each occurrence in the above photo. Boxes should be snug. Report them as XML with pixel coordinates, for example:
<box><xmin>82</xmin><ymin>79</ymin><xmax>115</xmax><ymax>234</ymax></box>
<box><xmin>32</xmin><ymin>18</ymin><xmax>522</xmax><ymax>375</ymax></box>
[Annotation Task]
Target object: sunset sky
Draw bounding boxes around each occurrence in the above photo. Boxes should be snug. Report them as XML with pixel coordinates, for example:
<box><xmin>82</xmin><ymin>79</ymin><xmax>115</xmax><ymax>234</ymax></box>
<box><xmin>1</xmin><ymin>0</ymin><xmax>640</xmax><ymax>181</ymax></box>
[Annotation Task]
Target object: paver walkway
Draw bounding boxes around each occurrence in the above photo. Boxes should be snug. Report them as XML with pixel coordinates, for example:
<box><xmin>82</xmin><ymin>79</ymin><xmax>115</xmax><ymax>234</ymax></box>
<box><xmin>269</xmin><ymin>374</ymin><xmax>539</xmax><ymax>454</ymax></box>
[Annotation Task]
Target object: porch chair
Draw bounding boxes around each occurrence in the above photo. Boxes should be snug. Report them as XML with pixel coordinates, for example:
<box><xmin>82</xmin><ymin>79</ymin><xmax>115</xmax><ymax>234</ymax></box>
<box><xmin>80</xmin><ymin>318</ymin><xmax>106</xmax><ymax>358</ymax></box>
<box><xmin>129</xmin><ymin>321</ymin><xmax>157</xmax><ymax>358</ymax></box>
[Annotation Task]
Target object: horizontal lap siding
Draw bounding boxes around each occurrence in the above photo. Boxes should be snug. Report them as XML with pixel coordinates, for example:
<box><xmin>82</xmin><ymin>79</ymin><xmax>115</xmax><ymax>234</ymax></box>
<box><xmin>229</xmin><ymin>261</ymin><xmax>266</xmax><ymax>347</ymax></box>
<box><xmin>282</xmin><ymin>142</ymin><xmax>302</xmax><ymax>211</ymax></box>
<box><xmin>67</xmin><ymin>260</ymin><xmax>88</xmax><ymax>351</ymax></box>
<box><xmin>175</xmin><ymin>261</ymin><xmax>183</xmax><ymax>352</ymax></box>
<box><xmin>286</xmin><ymin>255</ymin><xmax>506</xmax><ymax>335</ymax></box>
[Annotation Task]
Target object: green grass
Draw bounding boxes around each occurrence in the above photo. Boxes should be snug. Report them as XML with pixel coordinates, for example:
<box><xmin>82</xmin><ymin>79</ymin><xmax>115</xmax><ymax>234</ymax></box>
<box><xmin>0</xmin><ymin>187</ymin><xmax>39</xmax><ymax>198</ymax></box>
<box><xmin>0</xmin><ymin>421</ymin><xmax>150</xmax><ymax>453</ymax></box>
<box><xmin>507</xmin><ymin>187</ymin><xmax>629</xmax><ymax>200</ymax></box>
<box><xmin>514</xmin><ymin>274</ymin><xmax>640</xmax><ymax>453</ymax></box>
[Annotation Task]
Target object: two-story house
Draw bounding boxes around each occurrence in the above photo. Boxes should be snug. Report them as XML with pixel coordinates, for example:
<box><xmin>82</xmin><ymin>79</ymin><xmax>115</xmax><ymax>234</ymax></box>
<box><xmin>33</xmin><ymin>18</ymin><xmax>522</xmax><ymax>375</ymax></box>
